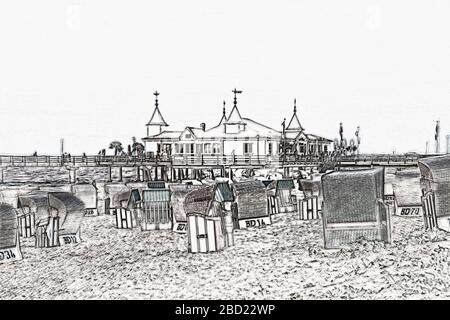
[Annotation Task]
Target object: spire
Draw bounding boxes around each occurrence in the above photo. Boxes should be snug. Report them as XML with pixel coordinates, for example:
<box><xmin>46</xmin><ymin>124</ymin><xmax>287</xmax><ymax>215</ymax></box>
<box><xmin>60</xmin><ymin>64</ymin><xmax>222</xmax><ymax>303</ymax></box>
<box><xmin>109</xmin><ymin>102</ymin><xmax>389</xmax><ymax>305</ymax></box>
<box><xmin>286</xmin><ymin>98</ymin><xmax>304</xmax><ymax>131</ymax></box>
<box><xmin>227</xmin><ymin>88</ymin><xmax>244</xmax><ymax>123</ymax></box>
<box><xmin>218</xmin><ymin>100</ymin><xmax>228</xmax><ymax>125</ymax></box>
<box><xmin>146</xmin><ymin>90</ymin><xmax>169</xmax><ymax>127</ymax></box>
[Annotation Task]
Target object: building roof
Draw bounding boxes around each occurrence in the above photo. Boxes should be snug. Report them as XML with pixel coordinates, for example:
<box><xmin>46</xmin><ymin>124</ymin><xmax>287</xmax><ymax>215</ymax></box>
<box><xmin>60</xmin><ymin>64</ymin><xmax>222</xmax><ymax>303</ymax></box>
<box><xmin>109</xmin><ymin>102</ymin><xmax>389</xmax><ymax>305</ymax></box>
<box><xmin>142</xmin><ymin>95</ymin><xmax>332</xmax><ymax>143</ymax></box>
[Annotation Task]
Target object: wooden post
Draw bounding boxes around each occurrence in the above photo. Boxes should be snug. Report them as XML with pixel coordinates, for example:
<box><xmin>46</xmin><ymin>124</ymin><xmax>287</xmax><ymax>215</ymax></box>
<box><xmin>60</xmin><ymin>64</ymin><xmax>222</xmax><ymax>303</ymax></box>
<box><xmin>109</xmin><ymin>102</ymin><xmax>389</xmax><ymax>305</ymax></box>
<box><xmin>0</xmin><ymin>167</ymin><xmax>4</xmax><ymax>183</ymax></box>
<box><xmin>107</xmin><ymin>166</ymin><xmax>112</xmax><ymax>182</ymax></box>
<box><xmin>68</xmin><ymin>168</ymin><xmax>77</xmax><ymax>184</ymax></box>
<box><xmin>118</xmin><ymin>166</ymin><xmax>123</xmax><ymax>182</ymax></box>
<box><xmin>136</xmin><ymin>166</ymin><xmax>141</xmax><ymax>181</ymax></box>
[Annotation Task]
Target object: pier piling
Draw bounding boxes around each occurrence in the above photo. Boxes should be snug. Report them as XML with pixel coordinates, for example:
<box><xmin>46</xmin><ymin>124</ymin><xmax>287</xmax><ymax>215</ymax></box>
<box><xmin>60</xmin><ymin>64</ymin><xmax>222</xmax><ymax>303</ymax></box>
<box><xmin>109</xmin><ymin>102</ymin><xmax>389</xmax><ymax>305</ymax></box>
<box><xmin>107</xmin><ymin>166</ymin><xmax>112</xmax><ymax>182</ymax></box>
<box><xmin>68</xmin><ymin>168</ymin><xmax>77</xmax><ymax>184</ymax></box>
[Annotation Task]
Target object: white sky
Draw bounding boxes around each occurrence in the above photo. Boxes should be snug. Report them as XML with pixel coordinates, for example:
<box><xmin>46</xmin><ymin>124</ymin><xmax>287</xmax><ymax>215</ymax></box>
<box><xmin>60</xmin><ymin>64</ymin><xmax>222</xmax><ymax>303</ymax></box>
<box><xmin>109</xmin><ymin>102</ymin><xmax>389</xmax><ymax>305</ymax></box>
<box><xmin>1</xmin><ymin>0</ymin><xmax>449</xmax><ymax>155</ymax></box>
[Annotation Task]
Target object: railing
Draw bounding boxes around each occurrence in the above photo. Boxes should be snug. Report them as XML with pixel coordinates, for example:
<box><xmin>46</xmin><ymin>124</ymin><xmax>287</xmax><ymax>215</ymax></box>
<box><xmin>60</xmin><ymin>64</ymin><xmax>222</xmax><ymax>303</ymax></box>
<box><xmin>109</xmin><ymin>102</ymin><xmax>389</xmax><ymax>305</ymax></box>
<box><xmin>0</xmin><ymin>153</ymin><xmax>422</xmax><ymax>167</ymax></box>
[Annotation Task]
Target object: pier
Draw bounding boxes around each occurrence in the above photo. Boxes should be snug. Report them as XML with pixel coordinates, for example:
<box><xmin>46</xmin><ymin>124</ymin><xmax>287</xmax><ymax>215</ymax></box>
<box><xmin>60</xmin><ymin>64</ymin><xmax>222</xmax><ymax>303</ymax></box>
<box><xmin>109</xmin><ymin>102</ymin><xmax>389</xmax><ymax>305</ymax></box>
<box><xmin>0</xmin><ymin>153</ymin><xmax>425</xmax><ymax>184</ymax></box>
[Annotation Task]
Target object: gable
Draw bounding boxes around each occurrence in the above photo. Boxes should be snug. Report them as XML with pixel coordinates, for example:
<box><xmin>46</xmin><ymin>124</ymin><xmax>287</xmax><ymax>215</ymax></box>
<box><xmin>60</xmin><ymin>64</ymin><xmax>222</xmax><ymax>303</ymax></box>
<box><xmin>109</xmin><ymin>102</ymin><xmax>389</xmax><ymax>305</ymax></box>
<box><xmin>179</xmin><ymin>127</ymin><xmax>197</xmax><ymax>140</ymax></box>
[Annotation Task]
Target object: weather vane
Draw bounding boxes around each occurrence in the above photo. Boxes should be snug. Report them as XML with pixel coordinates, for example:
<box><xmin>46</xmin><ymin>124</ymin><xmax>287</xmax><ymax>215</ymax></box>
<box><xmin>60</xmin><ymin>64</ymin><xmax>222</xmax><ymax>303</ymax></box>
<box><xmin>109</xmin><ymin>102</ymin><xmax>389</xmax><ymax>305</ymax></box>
<box><xmin>232</xmin><ymin>88</ymin><xmax>242</xmax><ymax>108</ymax></box>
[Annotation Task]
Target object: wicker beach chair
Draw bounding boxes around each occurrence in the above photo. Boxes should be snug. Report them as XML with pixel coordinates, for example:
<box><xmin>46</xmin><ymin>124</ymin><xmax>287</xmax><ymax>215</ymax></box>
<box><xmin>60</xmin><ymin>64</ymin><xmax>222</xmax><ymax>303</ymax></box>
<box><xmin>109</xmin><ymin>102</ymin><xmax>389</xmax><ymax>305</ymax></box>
<box><xmin>321</xmin><ymin>168</ymin><xmax>391</xmax><ymax>249</ymax></box>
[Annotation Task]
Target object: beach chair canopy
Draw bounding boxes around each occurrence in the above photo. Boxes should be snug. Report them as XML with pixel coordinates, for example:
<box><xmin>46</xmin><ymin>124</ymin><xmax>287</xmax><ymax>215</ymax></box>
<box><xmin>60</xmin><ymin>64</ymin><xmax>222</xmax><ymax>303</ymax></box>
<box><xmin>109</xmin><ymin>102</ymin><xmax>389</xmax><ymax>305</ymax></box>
<box><xmin>268</xmin><ymin>179</ymin><xmax>295</xmax><ymax>191</ymax></box>
<box><xmin>142</xmin><ymin>189</ymin><xmax>170</xmax><ymax>203</ymax></box>
<box><xmin>48</xmin><ymin>192</ymin><xmax>85</xmax><ymax>235</ymax></box>
<box><xmin>148</xmin><ymin>181</ymin><xmax>166</xmax><ymax>189</ymax></box>
<box><xmin>106</xmin><ymin>184</ymin><xmax>131</xmax><ymax>208</ymax></box>
<box><xmin>71</xmin><ymin>183</ymin><xmax>97</xmax><ymax>209</ymax></box>
<box><xmin>299</xmin><ymin>179</ymin><xmax>321</xmax><ymax>194</ymax></box>
<box><xmin>261</xmin><ymin>180</ymin><xmax>273</xmax><ymax>188</ymax></box>
<box><xmin>419</xmin><ymin>155</ymin><xmax>450</xmax><ymax>184</ymax></box>
<box><xmin>170</xmin><ymin>184</ymin><xmax>203</xmax><ymax>222</ymax></box>
<box><xmin>215</xmin><ymin>181</ymin><xmax>234</xmax><ymax>202</ymax></box>
<box><xmin>419</xmin><ymin>154</ymin><xmax>450</xmax><ymax>217</ymax></box>
<box><xmin>128</xmin><ymin>189</ymin><xmax>142</xmax><ymax>205</ymax></box>
<box><xmin>232</xmin><ymin>180</ymin><xmax>267</xmax><ymax>219</ymax></box>
<box><xmin>0</xmin><ymin>203</ymin><xmax>18</xmax><ymax>248</ymax></box>
<box><xmin>17</xmin><ymin>193</ymin><xmax>49</xmax><ymax>224</ymax></box>
<box><xmin>322</xmin><ymin>168</ymin><xmax>384</xmax><ymax>224</ymax></box>
<box><xmin>184</xmin><ymin>185</ymin><xmax>227</xmax><ymax>217</ymax></box>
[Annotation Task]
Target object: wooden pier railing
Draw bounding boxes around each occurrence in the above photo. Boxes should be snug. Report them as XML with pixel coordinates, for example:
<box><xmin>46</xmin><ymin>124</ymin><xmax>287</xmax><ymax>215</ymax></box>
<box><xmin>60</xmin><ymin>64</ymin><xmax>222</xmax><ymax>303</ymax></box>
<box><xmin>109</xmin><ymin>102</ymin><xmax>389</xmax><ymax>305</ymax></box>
<box><xmin>0</xmin><ymin>153</ymin><xmax>423</xmax><ymax>168</ymax></box>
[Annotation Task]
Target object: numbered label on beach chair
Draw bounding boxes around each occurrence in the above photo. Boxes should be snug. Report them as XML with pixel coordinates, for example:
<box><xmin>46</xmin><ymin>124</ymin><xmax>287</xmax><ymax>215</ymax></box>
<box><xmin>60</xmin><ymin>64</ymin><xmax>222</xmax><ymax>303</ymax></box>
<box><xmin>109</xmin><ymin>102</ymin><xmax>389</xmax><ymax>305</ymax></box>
<box><xmin>395</xmin><ymin>204</ymin><xmax>422</xmax><ymax>217</ymax></box>
<box><xmin>238</xmin><ymin>216</ymin><xmax>271</xmax><ymax>229</ymax></box>
<box><xmin>59</xmin><ymin>232</ymin><xmax>81</xmax><ymax>246</ymax></box>
<box><xmin>84</xmin><ymin>208</ymin><xmax>98</xmax><ymax>217</ymax></box>
<box><xmin>173</xmin><ymin>221</ymin><xmax>187</xmax><ymax>233</ymax></box>
<box><xmin>0</xmin><ymin>246</ymin><xmax>22</xmax><ymax>263</ymax></box>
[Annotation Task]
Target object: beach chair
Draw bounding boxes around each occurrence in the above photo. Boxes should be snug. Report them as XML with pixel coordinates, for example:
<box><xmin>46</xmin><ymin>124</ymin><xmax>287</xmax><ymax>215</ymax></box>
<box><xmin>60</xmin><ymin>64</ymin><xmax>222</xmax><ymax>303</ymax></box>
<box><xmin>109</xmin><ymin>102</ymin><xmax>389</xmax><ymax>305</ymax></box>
<box><xmin>0</xmin><ymin>203</ymin><xmax>23</xmax><ymax>263</ymax></box>
<box><xmin>418</xmin><ymin>155</ymin><xmax>450</xmax><ymax>231</ymax></box>
<box><xmin>321</xmin><ymin>168</ymin><xmax>391</xmax><ymax>249</ymax></box>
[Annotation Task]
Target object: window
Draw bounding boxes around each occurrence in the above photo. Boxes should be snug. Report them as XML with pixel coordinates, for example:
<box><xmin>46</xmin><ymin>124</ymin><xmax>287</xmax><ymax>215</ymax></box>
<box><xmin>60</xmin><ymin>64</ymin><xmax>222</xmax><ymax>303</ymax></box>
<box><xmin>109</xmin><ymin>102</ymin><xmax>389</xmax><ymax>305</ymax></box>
<box><xmin>299</xmin><ymin>144</ymin><xmax>306</xmax><ymax>154</ymax></box>
<box><xmin>243</xmin><ymin>143</ymin><xmax>253</xmax><ymax>154</ymax></box>
<box><xmin>204</xmin><ymin>143</ymin><xmax>212</xmax><ymax>153</ymax></box>
<box><xmin>212</xmin><ymin>143</ymin><xmax>221</xmax><ymax>154</ymax></box>
<box><xmin>268</xmin><ymin>143</ymin><xmax>273</xmax><ymax>155</ymax></box>
<box><xmin>225</xmin><ymin>124</ymin><xmax>239</xmax><ymax>134</ymax></box>
<box><xmin>185</xmin><ymin>134</ymin><xmax>192</xmax><ymax>139</ymax></box>
<box><xmin>175</xmin><ymin>144</ymin><xmax>184</xmax><ymax>154</ymax></box>
<box><xmin>182</xmin><ymin>143</ymin><xmax>194</xmax><ymax>154</ymax></box>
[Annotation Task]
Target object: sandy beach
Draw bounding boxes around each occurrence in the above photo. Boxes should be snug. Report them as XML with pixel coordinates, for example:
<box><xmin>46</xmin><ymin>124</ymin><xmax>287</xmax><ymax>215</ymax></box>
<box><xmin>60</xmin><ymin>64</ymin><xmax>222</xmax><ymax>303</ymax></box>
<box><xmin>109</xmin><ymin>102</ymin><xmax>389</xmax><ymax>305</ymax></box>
<box><xmin>2</xmin><ymin>166</ymin><xmax>450</xmax><ymax>300</ymax></box>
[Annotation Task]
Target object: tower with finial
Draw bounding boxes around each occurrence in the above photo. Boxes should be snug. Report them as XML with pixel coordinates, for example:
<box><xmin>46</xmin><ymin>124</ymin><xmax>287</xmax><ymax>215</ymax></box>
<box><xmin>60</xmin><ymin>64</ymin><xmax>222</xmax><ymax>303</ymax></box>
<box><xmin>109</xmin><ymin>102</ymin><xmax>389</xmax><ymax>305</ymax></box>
<box><xmin>227</xmin><ymin>88</ymin><xmax>244</xmax><ymax>123</ymax></box>
<box><xmin>224</xmin><ymin>88</ymin><xmax>245</xmax><ymax>133</ymax></box>
<box><xmin>286</xmin><ymin>98</ymin><xmax>304</xmax><ymax>132</ymax></box>
<box><xmin>218</xmin><ymin>100</ymin><xmax>228</xmax><ymax>125</ymax></box>
<box><xmin>146</xmin><ymin>90</ymin><xmax>169</xmax><ymax>137</ymax></box>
